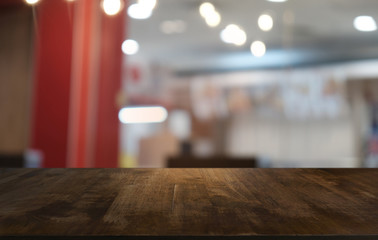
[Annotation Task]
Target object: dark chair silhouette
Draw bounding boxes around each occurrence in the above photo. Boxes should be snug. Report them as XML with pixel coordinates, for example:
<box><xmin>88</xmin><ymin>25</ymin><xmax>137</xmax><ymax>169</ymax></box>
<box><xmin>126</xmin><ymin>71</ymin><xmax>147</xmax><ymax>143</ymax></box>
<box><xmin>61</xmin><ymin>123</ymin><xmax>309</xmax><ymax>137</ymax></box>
<box><xmin>0</xmin><ymin>154</ymin><xmax>23</xmax><ymax>168</ymax></box>
<box><xmin>167</xmin><ymin>155</ymin><xmax>257</xmax><ymax>168</ymax></box>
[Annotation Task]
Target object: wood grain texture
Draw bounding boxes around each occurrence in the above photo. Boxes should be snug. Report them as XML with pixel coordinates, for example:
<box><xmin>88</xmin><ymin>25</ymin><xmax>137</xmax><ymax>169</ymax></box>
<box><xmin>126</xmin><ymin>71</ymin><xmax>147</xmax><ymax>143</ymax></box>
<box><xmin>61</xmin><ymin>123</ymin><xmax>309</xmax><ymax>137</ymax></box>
<box><xmin>0</xmin><ymin>168</ymin><xmax>377</xmax><ymax>239</ymax></box>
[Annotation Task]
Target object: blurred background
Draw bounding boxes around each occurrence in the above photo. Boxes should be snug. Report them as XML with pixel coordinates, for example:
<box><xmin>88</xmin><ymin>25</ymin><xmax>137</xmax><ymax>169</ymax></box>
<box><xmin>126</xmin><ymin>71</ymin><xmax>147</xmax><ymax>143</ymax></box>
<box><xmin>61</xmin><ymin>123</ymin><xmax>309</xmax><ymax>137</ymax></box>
<box><xmin>1</xmin><ymin>0</ymin><xmax>378</xmax><ymax>168</ymax></box>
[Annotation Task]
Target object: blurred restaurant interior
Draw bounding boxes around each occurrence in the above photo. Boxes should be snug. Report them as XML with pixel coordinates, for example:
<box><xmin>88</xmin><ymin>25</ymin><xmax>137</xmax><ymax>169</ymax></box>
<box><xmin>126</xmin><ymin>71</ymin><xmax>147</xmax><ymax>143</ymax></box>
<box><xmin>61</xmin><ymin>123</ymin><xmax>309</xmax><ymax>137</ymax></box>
<box><xmin>1</xmin><ymin>0</ymin><xmax>378</xmax><ymax>169</ymax></box>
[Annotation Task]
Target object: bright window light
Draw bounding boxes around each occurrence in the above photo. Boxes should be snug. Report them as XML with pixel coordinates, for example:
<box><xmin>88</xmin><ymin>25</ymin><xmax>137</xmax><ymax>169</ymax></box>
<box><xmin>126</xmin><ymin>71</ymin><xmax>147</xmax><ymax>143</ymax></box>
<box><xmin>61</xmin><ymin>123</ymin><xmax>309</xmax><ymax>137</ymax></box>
<box><xmin>102</xmin><ymin>0</ymin><xmax>122</xmax><ymax>16</ymax></box>
<box><xmin>258</xmin><ymin>14</ymin><xmax>273</xmax><ymax>31</ymax></box>
<box><xmin>354</xmin><ymin>16</ymin><xmax>377</xmax><ymax>32</ymax></box>
<box><xmin>220</xmin><ymin>24</ymin><xmax>247</xmax><ymax>46</ymax></box>
<box><xmin>128</xmin><ymin>3</ymin><xmax>153</xmax><ymax>19</ymax></box>
<box><xmin>119</xmin><ymin>106</ymin><xmax>168</xmax><ymax>124</ymax></box>
<box><xmin>250</xmin><ymin>41</ymin><xmax>266</xmax><ymax>57</ymax></box>
<box><xmin>25</xmin><ymin>0</ymin><xmax>40</xmax><ymax>5</ymax></box>
<box><xmin>122</xmin><ymin>39</ymin><xmax>139</xmax><ymax>55</ymax></box>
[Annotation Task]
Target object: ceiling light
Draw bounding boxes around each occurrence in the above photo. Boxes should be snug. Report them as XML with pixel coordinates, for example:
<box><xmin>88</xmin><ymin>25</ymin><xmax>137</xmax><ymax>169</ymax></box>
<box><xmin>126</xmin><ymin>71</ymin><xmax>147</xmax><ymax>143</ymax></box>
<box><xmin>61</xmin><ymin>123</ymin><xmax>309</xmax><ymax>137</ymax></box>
<box><xmin>25</xmin><ymin>0</ymin><xmax>40</xmax><ymax>5</ymax></box>
<box><xmin>119</xmin><ymin>106</ymin><xmax>168</xmax><ymax>124</ymax></box>
<box><xmin>205</xmin><ymin>11</ymin><xmax>221</xmax><ymax>27</ymax></box>
<box><xmin>122</xmin><ymin>39</ymin><xmax>139</xmax><ymax>55</ymax></box>
<box><xmin>199</xmin><ymin>2</ymin><xmax>215</xmax><ymax>18</ymax></box>
<box><xmin>267</xmin><ymin>0</ymin><xmax>287</xmax><ymax>2</ymax></box>
<box><xmin>250</xmin><ymin>41</ymin><xmax>266</xmax><ymax>57</ymax></box>
<box><xmin>354</xmin><ymin>16</ymin><xmax>377</xmax><ymax>32</ymax></box>
<box><xmin>220</xmin><ymin>24</ymin><xmax>247</xmax><ymax>46</ymax></box>
<box><xmin>258</xmin><ymin>14</ymin><xmax>273</xmax><ymax>31</ymax></box>
<box><xmin>102</xmin><ymin>0</ymin><xmax>122</xmax><ymax>16</ymax></box>
<box><xmin>128</xmin><ymin>3</ymin><xmax>153</xmax><ymax>19</ymax></box>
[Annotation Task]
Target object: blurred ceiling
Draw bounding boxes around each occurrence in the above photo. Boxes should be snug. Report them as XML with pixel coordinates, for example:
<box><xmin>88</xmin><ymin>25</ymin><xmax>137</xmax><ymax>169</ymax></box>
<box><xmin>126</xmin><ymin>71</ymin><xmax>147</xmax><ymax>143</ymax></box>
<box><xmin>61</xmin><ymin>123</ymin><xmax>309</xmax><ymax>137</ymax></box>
<box><xmin>127</xmin><ymin>0</ymin><xmax>378</xmax><ymax>74</ymax></box>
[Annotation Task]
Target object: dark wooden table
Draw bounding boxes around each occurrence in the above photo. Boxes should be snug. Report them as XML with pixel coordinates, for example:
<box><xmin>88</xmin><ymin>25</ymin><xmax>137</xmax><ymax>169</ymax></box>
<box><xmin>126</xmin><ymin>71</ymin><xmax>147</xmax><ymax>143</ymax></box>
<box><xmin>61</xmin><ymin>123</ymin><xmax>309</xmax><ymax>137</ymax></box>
<box><xmin>0</xmin><ymin>168</ymin><xmax>377</xmax><ymax>240</ymax></box>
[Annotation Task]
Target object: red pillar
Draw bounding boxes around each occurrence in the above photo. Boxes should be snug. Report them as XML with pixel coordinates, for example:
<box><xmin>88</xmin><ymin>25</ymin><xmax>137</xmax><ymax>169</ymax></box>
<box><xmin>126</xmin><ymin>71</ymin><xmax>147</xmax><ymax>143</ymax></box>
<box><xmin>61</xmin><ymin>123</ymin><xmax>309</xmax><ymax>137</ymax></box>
<box><xmin>94</xmin><ymin>7</ymin><xmax>126</xmax><ymax>167</ymax></box>
<box><xmin>31</xmin><ymin>0</ymin><xmax>126</xmax><ymax>168</ymax></box>
<box><xmin>31</xmin><ymin>0</ymin><xmax>74</xmax><ymax>168</ymax></box>
<box><xmin>66</xmin><ymin>0</ymin><xmax>101</xmax><ymax>168</ymax></box>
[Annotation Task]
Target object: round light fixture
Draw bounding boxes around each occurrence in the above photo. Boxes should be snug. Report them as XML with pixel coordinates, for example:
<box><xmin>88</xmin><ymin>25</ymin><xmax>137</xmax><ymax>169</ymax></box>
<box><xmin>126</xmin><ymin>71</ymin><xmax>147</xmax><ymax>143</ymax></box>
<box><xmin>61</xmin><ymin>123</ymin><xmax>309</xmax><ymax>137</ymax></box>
<box><xmin>102</xmin><ymin>0</ymin><xmax>122</xmax><ymax>16</ymax></box>
<box><xmin>138</xmin><ymin>0</ymin><xmax>157</xmax><ymax>10</ymax></box>
<box><xmin>354</xmin><ymin>16</ymin><xmax>377</xmax><ymax>32</ymax></box>
<box><xmin>199</xmin><ymin>2</ymin><xmax>215</xmax><ymax>18</ymax></box>
<box><xmin>220</xmin><ymin>24</ymin><xmax>247</xmax><ymax>46</ymax></box>
<box><xmin>258</xmin><ymin>14</ymin><xmax>273</xmax><ymax>31</ymax></box>
<box><xmin>128</xmin><ymin>3</ymin><xmax>153</xmax><ymax>19</ymax></box>
<box><xmin>205</xmin><ymin>11</ymin><xmax>221</xmax><ymax>27</ymax></box>
<box><xmin>250</xmin><ymin>41</ymin><xmax>266</xmax><ymax>57</ymax></box>
<box><xmin>122</xmin><ymin>39</ymin><xmax>139</xmax><ymax>55</ymax></box>
<box><xmin>25</xmin><ymin>0</ymin><xmax>40</xmax><ymax>5</ymax></box>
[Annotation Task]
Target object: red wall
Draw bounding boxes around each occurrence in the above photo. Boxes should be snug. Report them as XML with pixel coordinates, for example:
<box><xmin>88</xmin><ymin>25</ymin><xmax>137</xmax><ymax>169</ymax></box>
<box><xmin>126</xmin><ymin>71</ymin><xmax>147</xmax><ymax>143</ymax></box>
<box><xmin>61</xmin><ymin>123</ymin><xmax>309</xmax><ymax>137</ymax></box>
<box><xmin>0</xmin><ymin>0</ymin><xmax>23</xmax><ymax>6</ymax></box>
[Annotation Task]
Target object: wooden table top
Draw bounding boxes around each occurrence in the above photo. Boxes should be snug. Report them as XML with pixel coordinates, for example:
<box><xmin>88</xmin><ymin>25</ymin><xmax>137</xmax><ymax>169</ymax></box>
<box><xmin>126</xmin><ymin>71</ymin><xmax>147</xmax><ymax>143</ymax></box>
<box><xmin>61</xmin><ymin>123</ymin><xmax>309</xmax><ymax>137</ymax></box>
<box><xmin>0</xmin><ymin>168</ymin><xmax>377</xmax><ymax>239</ymax></box>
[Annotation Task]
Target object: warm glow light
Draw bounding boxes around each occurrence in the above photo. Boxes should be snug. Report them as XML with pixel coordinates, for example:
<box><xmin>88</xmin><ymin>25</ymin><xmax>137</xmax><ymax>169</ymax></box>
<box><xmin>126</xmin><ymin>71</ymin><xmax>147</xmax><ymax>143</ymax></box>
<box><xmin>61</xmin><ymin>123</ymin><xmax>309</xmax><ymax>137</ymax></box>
<box><xmin>199</xmin><ymin>2</ymin><xmax>215</xmax><ymax>18</ymax></box>
<box><xmin>354</xmin><ymin>16</ymin><xmax>377</xmax><ymax>32</ymax></box>
<box><xmin>25</xmin><ymin>0</ymin><xmax>40</xmax><ymax>5</ymax></box>
<box><xmin>220</xmin><ymin>24</ymin><xmax>247</xmax><ymax>46</ymax></box>
<box><xmin>128</xmin><ymin>3</ymin><xmax>153</xmax><ymax>19</ymax></box>
<box><xmin>205</xmin><ymin>11</ymin><xmax>221</xmax><ymax>27</ymax></box>
<box><xmin>102</xmin><ymin>0</ymin><xmax>122</xmax><ymax>16</ymax></box>
<box><xmin>250</xmin><ymin>41</ymin><xmax>266</xmax><ymax>57</ymax></box>
<box><xmin>258</xmin><ymin>14</ymin><xmax>273</xmax><ymax>31</ymax></box>
<box><xmin>119</xmin><ymin>106</ymin><xmax>168</xmax><ymax>124</ymax></box>
<box><xmin>160</xmin><ymin>20</ymin><xmax>187</xmax><ymax>34</ymax></box>
<box><xmin>122</xmin><ymin>39</ymin><xmax>139</xmax><ymax>55</ymax></box>
<box><xmin>160</xmin><ymin>21</ymin><xmax>175</xmax><ymax>34</ymax></box>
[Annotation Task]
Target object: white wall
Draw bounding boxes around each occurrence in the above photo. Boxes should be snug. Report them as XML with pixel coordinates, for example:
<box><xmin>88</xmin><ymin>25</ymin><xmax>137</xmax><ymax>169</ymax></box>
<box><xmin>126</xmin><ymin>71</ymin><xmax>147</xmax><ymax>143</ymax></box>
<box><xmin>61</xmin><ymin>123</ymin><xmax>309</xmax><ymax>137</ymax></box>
<box><xmin>227</xmin><ymin>113</ymin><xmax>357</xmax><ymax>167</ymax></box>
<box><xmin>187</xmin><ymin>60</ymin><xmax>378</xmax><ymax>167</ymax></box>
